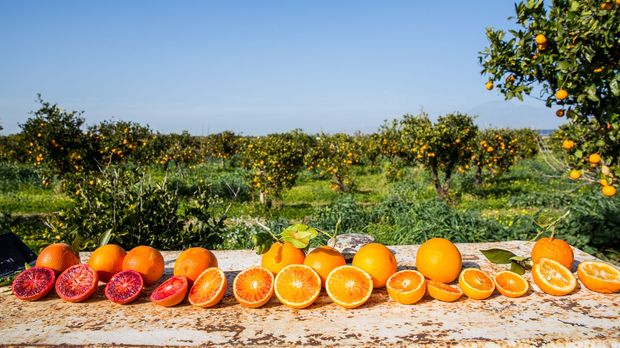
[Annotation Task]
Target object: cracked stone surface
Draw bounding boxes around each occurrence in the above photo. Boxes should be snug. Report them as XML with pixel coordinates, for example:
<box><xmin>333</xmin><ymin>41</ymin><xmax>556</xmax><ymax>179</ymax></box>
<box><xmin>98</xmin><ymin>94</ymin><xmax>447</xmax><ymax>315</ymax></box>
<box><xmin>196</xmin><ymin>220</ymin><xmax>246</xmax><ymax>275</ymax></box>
<box><xmin>1</xmin><ymin>241</ymin><xmax>619</xmax><ymax>347</ymax></box>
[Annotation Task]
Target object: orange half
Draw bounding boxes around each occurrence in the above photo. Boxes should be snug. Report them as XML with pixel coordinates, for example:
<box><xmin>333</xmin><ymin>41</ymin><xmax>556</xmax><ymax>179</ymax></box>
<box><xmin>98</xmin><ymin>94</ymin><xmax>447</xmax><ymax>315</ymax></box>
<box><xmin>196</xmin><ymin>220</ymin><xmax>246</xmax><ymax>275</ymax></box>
<box><xmin>493</xmin><ymin>271</ymin><xmax>529</xmax><ymax>298</ymax></box>
<box><xmin>188</xmin><ymin>267</ymin><xmax>227</xmax><ymax>308</ymax></box>
<box><xmin>274</xmin><ymin>264</ymin><xmax>321</xmax><ymax>309</ymax></box>
<box><xmin>426</xmin><ymin>280</ymin><xmax>462</xmax><ymax>302</ymax></box>
<box><xmin>577</xmin><ymin>261</ymin><xmax>620</xmax><ymax>294</ymax></box>
<box><xmin>458</xmin><ymin>268</ymin><xmax>495</xmax><ymax>300</ymax></box>
<box><xmin>532</xmin><ymin>258</ymin><xmax>576</xmax><ymax>296</ymax></box>
<box><xmin>325</xmin><ymin>265</ymin><xmax>373</xmax><ymax>309</ymax></box>
<box><xmin>386</xmin><ymin>270</ymin><xmax>426</xmax><ymax>305</ymax></box>
<box><xmin>233</xmin><ymin>266</ymin><xmax>275</xmax><ymax>308</ymax></box>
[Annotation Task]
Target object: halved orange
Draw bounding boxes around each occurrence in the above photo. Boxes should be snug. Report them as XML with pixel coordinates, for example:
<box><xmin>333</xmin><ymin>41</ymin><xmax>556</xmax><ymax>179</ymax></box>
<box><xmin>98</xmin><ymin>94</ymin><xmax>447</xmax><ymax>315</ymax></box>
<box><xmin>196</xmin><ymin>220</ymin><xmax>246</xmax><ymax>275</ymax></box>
<box><xmin>577</xmin><ymin>261</ymin><xmax>620</xmax><ymax>294</ymax></box>
<box><xmin>532</xmin><ymin>258</ymin><xmax>576</xmax><ymax>296</ymax></box>
<box><xmin>233</xmin><ymin>266</ymin><xmax>274</xmax><ymax>308</ymax></box>
<box><xmin>325</xmin><ymin>265</ymin><xmax>373</xmax><ymax>309</ymax></box>
<box><xmin>493</xmin><ymin>271</ymin><xmax>529</xmax><ymax>298</ymax></box>
<box><xmin>188</xmin><ymin>267</ymin><xmax>227</xmax><ymax>308</ymax></box>
<box><xmin>274</xmin><ymin>264</ymin><xmax>321</xmax><ymax>309</ymax></box>
<box><xmin>426</xmin><ymin>280</ymin><xmax>462</xmax><ymax>302</ymax></box>
<box><xmin>386</xmin><ymin>270</ymin><xmax>426</xmax><ymax>305</ymax></box>
<box><xmin>458</xmin><ymin>268</ymin><xmax>495</xmax><ymax>300</ymax></box>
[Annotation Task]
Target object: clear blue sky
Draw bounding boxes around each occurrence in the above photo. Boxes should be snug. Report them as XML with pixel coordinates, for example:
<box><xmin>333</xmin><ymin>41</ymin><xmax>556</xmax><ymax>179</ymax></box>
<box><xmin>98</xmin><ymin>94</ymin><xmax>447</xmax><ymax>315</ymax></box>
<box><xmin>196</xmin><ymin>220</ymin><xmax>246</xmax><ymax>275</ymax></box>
<box><xmin>0</xmin><ymin>1</ymin><xmax>562</xmax><ymax>135</ymax></box>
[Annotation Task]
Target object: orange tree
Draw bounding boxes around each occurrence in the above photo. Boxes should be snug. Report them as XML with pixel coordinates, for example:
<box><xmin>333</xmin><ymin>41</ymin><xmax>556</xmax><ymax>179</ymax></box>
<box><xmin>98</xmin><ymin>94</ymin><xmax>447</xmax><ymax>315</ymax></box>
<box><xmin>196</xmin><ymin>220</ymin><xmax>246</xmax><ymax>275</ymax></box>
<box><xmin>204</xmin><ymin>131</ymin><xmax>240</xmax><ymax>168</ymax></box>
<box><xmin>304</xmin><ymin>133</ymin><xmax>362</xmax><ymax>192</ymax></box>
<box><xmin>20</xmin><ymin>96</ymin><xmax>96</xmax><ymax>177</ymax></box>
<box><xmin>397</xmin><ymin>112</ymin><xmax>478</xmax><ymax>200</ymax></box>
<box><xmin>479</xmin><ymin>0</ymin><xmax>620</xmax><ymax>196</ymax></box>
<box><xmin>353</xmin><ymin>132</ymin><xmax>382</xmax><ymax>167</ymax></box>
<box><xmin>471</xmin><ymin>128</ymin><xmax>539</xmax><ymax>184</ymax></box>
<box><xmin>148</xmin><ymin>131</ymin><xmax>203</xmax><ymax>167</ymax></box>
<box><xmin>241</xmin><ymin>130</ymin><xmax>311</xmax><ymax>205</ymax></box>
<box><xmin>87</xmin><ymin>120</ymin><xmax>153</xmax><ymax>165</ymax></box>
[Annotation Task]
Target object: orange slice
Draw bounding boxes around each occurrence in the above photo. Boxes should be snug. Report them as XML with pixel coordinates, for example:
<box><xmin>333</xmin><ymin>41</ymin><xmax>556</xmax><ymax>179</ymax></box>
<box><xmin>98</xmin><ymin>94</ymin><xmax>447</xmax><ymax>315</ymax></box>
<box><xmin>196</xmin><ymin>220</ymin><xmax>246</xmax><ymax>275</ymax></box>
<box><xmin>325</xmin><ymin>265</ymin><xmax>373</xmax><ymax>309</ymax></box>
<box><xmin>493</xmin><ymin>271</ymin><xmax>529</xmax><ymax>298</ymax></box>
<box><xmin>188</xmin><ymin>267</ymin><xmax>227</xmax><ymax>308</ymax></box>
<box><xmin>458</xmin><ymin>268</ymin><xmax>495</xmax><ymax>300</ymax></box>
<box><xmin>577</xmin><ymin>261</ymin><xmax>620</xmax><ymax>294</ymax></box>
<box><xmin>426</xmin><ymin>280</ymin><xmax>462</xmax><ymax>302</ymax></box>
<box><xmin>532</xmin><ymin>258</ymin><xmax>576</xmax><ymax>296</ymax></box>
<box><xmin>274</xmin><ymin>264</ymin><xmax>321</xmax><ymax>309</ymax></box>
<box><xmin>386</xmin><ymin>270</ymin><xmax>426</xmax><ymax>305</ymax></box>
<box><xmin>233</xmin><ymin>266</ymin><xmax>274</xmax><ymax>308</ymax></box>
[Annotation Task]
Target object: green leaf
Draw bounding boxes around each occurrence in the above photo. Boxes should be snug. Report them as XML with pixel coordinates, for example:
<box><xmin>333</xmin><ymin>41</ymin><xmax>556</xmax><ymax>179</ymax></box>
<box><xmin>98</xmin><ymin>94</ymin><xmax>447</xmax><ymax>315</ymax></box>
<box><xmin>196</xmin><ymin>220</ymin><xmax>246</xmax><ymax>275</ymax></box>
<box><xmin>252</xmin><ymin>231</ymin><xmax>275</xmax><ymax>255</ymax></box>
<box><xmin>24</xmin><ymin>262</ymin><xmax>31</xmax><ymax>270</ymax></box>
<box><xmin>99</xmin><ymin>228</ymin><xmax>113</xmax><ymax>248</ymax></box>
<box><xmin>280</xmin><ymin>224</ymin><xmax>318</xmax><ymax>249</ymax></box>
<box><xmin>510</xmin><ymin>261</ymin><xmax>526</xmax><ymax>275</ymax></box>
<box><xmin>480</xmin><ymin>248</ymin><xmax>517</xmax><ymax>264</ymax></box>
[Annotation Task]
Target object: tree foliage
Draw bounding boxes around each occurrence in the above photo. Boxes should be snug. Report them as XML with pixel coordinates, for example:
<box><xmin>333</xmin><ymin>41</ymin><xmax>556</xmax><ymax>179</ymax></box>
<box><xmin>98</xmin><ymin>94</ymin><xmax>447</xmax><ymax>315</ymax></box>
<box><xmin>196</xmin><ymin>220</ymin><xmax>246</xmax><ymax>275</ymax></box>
<box><xmin>480</xmin><ymin>0</ymin><xmax>620</xmax><ymax>194</ymax></box>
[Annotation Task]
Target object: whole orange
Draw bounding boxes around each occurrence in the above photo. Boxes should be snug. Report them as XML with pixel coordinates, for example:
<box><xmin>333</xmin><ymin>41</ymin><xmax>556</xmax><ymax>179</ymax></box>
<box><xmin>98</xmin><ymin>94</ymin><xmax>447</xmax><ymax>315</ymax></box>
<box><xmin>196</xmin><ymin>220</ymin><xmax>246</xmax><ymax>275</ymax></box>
<box><xmin>122</xmin><ymin>245</ymin><xmax>165</xmax><ymax>285</ymax></box>
<box><xmin>173</xmin><ymin>247</ymin><xmax>218</xmax><ymax>283</ymax></box>
<box><xmin>352</xmin><ymin>243</ymin><xmax>397</xmax><ymax>288</ymax></box>
<box><xmin>88</xmin><ymin>244</ymin><xmax>127</xmax><ymax>282</ymax></box>
<box><xmin>531</xmin><ymin>237</ymin><xmax>574</xmax><ymax>270</ymax></box>
<box><xmin>261</xmin><ymin>242</ymin><xmax>305</xmax><ymax>275</ymax></box>
<box><xmin>303</xmin><ymin>246</ymin><xmax>346</xmax><ymax>287</ymax></box>
<box><xmin>415</xmin><ymin>238</ymin><xmax>462</xmax><ymax>283</ymax></box>
<box><xmin>36</xmin><ymin>243</ymin><xmax>80</xmax><ymax>275</ymax></box>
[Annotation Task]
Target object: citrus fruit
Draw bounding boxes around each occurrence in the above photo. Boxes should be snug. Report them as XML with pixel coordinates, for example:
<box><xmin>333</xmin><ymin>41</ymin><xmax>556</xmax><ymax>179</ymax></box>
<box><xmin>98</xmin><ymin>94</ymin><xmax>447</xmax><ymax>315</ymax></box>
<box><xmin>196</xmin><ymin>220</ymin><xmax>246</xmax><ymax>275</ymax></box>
<box><xmin>88</xmin><ymin>244</ymin><xmax>126</xmax><ymax>283</ymax></box>
<box><xmin>589</xmin><ymin>153</ymin><xmax>601</xmax><ymax>165</ymax></box>
<box><xmin>602</xmin><ymin>185</ymin><xmax>617</xmax><ymax>197</ymax></box>
<box><xmin>352</xmin><ymin>243</ymin><xmax>397</xmax><ymax>288</ymax></box>
<box><xmin>601</xmin><ymin>1</ymin><xmax>614</xmax><ymax>10</ymax></box>
<box><xmin>531</xmin><ymin>237</ymin><xmax>574</xmax><ymax>270</ymax></box>
<box><xmin>173</xmin><ymin>247</ymin><xmax>218</xmax><ymax>284</ymax></box>
<box><xmin>55</xmin><ymin>264</ymin><xmax>99</xmax><ymax>303</ymax></box>
<box><xmin>386</xmin><ymin>270</ymin><xmax>426</xmax><ymax>305</ymax></box>
<box><xmin>261</xmin><ymin>242</ymin><xmax>306</xmax><ymax>275</ymax></box>
<box><xmin>415</xmin><ymin>238</ymin><xmax>462</xmax><ymax>283</ymax></box>
<box><xmin>532</xmin><ymin>258</ymin><xmax>577</xmax><ymax>296</ymax></box>
<box><xmin>426</xmin><ymin>280</ymin><xmax>462</xmax><ymax>302</ymax></box>
<box><xmin>188</xmin><ymin>268</ymin><xmax>227</xmax><ymax>308</ymax></box>
<box><xmin>555</xmin><ymin>109</ymin><xmax>565</xmax><ymax>117</ymax></box>
<box><xmin>562</xmin><ymin>139</ymin><xmax>575</xmax><ymax>150</ymax></box>
<box><xmin>325</xmin><ymin>265</ymin><xmax>373</xmax><ymax>309</ymax></box>
<box><xmin>569</xmin><ymin>170</ymin><xmax>581</xmax><ymax>180</ymax></box>
<box><xmin>537</xmin><ymin>42</ymin><xmax>548</xmax><ymax>51</ymax></box>
<box><xmin>493</xmin><ymin>271</ymin><xmax>529</xmax><ymax>298</ymax></box>
<box><xmin>458</xmin><ymin>268</ymin><xmax>495</xmax><ymax>300</ymax></box>
<box><xmin>577</xmin><ymin>261</ymin><xmax>620</xmax><ymax>294</ymax></box>
<box><xmin>105</xmin><ymin>269</ymin><xmax>144</xmax><ymax>304</ymax></box>
<box><xmin>35</xmin><ymin>243</ymin><xmax>80</xmax><ymax>275</ymax></box>
<box><xmin>150</xmin><ymin>275</ymin><xmax>188</xmax><ymax>307</ymax></box>
<box><xmin>485</xmin><ymin>81</ymin><xmax>493</xmax><ymax>90</ymax></box>
<box><xmin>535</xmin><ymin>34</ymin><xmax>547</xmax><ymax>45</ymax></box>
<box><xmin>122</xmin><ymin>245</ymin><xmax>164</xmax><ymax>285</ymax></box>
<box><xmin>274</xmin><ymin>264</ymin><xmax>321</xmax><ymax>309</ymax></box>
<box><xmin>303</xmin><ymin>246</ymin><xmax>346</xmax><ymax>287</ymax></box>
<box><xmin>233</xmin><ymin>266</ymin><xmax>274</xmax><ymax>308</ymax></box>
<box><xmin>12</xmin><ymin>266</ymin><xmax>56</xmax><ymax>301</ymax></box>
<box><xmin>556</xmin><ymin>89</ymin><xmax>568</xmax><ymax>100</ymax></box>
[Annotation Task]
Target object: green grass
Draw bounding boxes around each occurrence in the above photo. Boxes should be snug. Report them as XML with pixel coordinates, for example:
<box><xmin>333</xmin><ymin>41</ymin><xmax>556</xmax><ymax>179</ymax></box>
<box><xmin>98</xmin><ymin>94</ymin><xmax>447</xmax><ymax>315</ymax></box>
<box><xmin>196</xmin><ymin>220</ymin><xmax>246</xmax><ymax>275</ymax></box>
<box><xmin>0</xmin><ymin>187</ymin><xmax>73</xmax><ymax>214</ymax></box>
<box><xmin>2</xmin><ymin>155</ymin><xmax>619</xmax><ymax>264</ymax></box>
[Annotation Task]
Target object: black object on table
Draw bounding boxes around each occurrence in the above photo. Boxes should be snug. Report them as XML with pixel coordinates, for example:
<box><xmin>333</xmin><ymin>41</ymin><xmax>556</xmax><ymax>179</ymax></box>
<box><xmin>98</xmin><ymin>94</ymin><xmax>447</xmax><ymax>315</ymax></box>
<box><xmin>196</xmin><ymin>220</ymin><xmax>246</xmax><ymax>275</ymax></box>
<box><xmin>0</xmin><ymin>232</ymin><xmax>37</xmax><ymax>277</ymax></box>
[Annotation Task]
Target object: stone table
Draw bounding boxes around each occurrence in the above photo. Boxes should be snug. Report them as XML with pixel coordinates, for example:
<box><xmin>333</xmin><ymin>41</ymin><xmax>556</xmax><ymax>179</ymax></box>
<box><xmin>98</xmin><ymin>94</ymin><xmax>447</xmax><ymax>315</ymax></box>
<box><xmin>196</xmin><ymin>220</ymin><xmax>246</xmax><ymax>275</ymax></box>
<box><xmin>1</xmin><ymin>241</ymin><xmax>619</xmax><ymax>347</ymax></box>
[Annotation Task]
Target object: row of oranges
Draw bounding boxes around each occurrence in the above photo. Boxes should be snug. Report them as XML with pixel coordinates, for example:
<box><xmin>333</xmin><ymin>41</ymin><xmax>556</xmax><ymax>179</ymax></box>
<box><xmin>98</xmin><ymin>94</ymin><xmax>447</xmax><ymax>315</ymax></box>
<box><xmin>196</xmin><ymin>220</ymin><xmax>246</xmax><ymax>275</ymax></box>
<box><xmin>12</xmin><ymin>238</ymin><xmax>620</xmax><ymax>309</ymax></box>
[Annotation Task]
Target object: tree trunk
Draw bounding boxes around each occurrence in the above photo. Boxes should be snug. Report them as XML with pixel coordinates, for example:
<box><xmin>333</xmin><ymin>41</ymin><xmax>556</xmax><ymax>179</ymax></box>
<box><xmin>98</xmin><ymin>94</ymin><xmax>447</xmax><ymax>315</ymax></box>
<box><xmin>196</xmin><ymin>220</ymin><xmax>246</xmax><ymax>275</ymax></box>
<box><xmin>475</xmin><ymin>165</ymin><xmax>483</xmax><ymax>186</ymax></box>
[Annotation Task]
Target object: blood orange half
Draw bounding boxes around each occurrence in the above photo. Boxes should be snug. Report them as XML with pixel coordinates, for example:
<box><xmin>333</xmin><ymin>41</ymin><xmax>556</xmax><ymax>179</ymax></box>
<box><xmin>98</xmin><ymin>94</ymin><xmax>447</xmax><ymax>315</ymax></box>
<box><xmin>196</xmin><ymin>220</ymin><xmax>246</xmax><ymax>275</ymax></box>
<box><xmin>55</xmin><ymin>264</ymin><xmax>99</xmax><ymax>302</ymax></box>
<box><xmin>12</xmin><ymin>266</ymin><xmax>56</xmax><ymax>301</ymax></box>
<box><xmin>150</xmin><ymin>275</ymin><xmax>188</xmax><ymax>307</ymax></box>
<box><xmin>105</xmin><ymin>270</ymin><xmax>144</xmax><ymax>304</ymax></box>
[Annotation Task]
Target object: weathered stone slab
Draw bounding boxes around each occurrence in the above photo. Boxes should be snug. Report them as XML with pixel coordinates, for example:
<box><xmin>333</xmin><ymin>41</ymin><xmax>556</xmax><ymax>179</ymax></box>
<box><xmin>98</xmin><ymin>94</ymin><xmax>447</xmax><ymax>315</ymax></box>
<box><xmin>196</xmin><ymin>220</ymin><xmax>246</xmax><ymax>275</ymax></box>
<box><xmin>0</xmin><ymin>241</ymin><xmax>618</xmax><ymax>347</ymax></box>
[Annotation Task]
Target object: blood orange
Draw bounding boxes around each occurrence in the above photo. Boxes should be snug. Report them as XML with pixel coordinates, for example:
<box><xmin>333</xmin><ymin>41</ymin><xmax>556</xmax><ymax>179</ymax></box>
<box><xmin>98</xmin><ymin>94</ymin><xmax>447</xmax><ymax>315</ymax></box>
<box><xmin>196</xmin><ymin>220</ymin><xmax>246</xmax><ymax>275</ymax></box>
<box><xmin>150</xmin><ymin>276</ymin><xmax>188</xmax><ymax>307</ymax></box>
<box><xmin>55</xmin><ymin>264</ymin><xmax>99</xmax><ymax>302</ymax></box>
<box><xmin>12</xmin><ymin>266</ymin><xmax>56</xmax><ymax>301</ymax></box>
<box><xmin>105</xmin><ymin>270</ymin><xmax>144</xmax><ymax>304</ymax></box>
